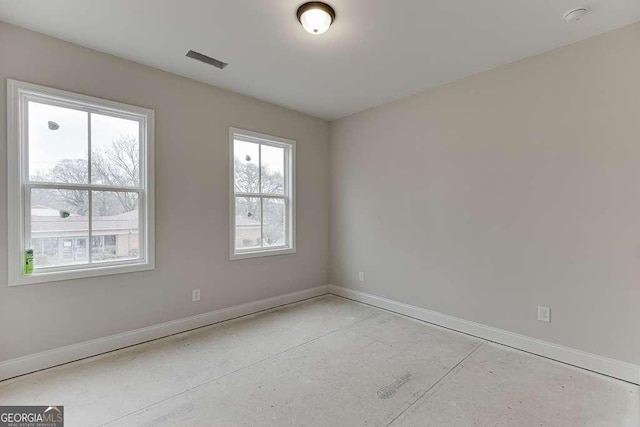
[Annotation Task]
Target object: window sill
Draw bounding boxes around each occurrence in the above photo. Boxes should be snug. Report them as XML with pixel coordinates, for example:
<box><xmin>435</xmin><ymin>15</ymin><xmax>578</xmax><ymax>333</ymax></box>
<box><xmin>8</xmin><ymin>261</ymin><xmax>154</xmax><ymax>286</ymax></box>
<box><xmin>230</xmin><ymin>247</ymin><xmax>296</xmax><ymax>261</ymax></box>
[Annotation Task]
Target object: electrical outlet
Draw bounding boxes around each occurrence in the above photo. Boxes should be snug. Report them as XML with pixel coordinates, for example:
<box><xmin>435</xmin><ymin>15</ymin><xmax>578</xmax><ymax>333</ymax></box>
<box><xmin>192</xmin><ymin>289</ymin><xmax>201</xmax><ymax>302</ymax></box>
<box><xmin>358</xmin><ymin>272</ymin><xmax>365</xmax><ymax>282</ymax></box>
<box><xmin>538</xmin><ymin>306</ymin><xmax>550</xmax><ymax>323</ymax></box>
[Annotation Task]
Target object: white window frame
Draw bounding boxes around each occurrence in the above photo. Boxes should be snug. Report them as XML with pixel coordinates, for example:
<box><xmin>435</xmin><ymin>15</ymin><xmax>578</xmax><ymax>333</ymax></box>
<box><xmin>229</xmin><ymin>127</ymin><xmax>296</xmax><ymax>260</ymax></box>
<box><xmin>7</xmin><ymin>79</ymin><xmax>155</xmax><ymax>286</ymax></box>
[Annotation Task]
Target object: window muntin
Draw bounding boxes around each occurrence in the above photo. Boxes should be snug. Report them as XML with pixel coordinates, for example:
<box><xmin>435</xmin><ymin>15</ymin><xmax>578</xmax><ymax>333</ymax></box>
<box><xmin>230</xmin><ymin>128</ymin><xmax>295</xmax><ymax>259</ymax></box>
<box><xmin>7</xmin><ymin>80</ymin><xmax>154</xmax><ymax>285</ymax></box>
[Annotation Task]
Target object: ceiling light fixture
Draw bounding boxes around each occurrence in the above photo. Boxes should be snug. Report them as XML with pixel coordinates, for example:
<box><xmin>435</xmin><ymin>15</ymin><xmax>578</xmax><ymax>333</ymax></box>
<box><xmin>297</xmin><ymin>2</ymin><xmax>336</xmax><ymax>35</ymax></box>
<box><xmin>563</xmin><ymin>8</ymin><xmax>588</xmax><ymax>23</ymax></box>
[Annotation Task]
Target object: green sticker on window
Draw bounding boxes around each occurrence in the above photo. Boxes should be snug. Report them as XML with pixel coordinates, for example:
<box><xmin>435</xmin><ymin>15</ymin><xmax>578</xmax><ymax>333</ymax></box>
<box><xmin>24</xmin><ymin>249</ymin><xmax>34</xmax><ymax>275</ymax></box>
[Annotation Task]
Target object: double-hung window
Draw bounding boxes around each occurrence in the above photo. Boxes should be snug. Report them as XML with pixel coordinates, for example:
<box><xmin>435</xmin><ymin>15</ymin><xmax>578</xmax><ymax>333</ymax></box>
<box><xmin>230</xmin><ymin>128</ymin><xmax>296</xmax><ymax>260</ymax></box>
<box><xmin>7</xmin><ymin>80</ymin><xmax>155</xmax><ymax>285</ymax></box>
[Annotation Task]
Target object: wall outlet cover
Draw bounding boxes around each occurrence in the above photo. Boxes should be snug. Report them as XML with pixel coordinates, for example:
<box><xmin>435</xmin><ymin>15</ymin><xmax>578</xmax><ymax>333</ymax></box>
<box><xmin>538</xmin><ymin>306</ymin><xmax>551</xmax><ymax>322</ymax></box>
<box><xmin>192</xmin><ymin>289</ymin><xmax>201</xmax><ymax>302</ymax></box>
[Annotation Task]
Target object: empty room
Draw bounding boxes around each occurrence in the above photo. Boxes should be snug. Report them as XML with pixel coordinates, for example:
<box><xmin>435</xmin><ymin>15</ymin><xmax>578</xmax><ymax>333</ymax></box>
<box><xmin>0</xmin><ymin>1</ymin><xmax>639</xmax><ymax>426</ymax></box>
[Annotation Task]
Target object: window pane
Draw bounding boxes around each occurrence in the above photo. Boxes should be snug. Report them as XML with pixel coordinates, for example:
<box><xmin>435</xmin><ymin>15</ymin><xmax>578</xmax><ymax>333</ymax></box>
<box><xmin>92</xmin><ymin>191</ymin><xmax>140</xmax><ymax>262</ymax></box>
<box><xmin>235</xmin><ymin>197</ymin><xmax>261</xmax><ymax>250</ymax></box>
<box><xmin>91</xmin><ymin>113</ymin><xmax>140</xmax><ymax>187</ymax></box>
<box><xmin>234</xmin><ymin>139</ymin><xmax>259</xmax><ymax>193</ymax></box>
<box><xmin>28</xmin><ymin>101</ymin><xmax>88</xmax><ymax>183</ymax></box>
<box><xmin>263</xmin><ymin>198</ymin><xmax>286</xmax><ymax>247</ymax></box>
<box><xmin>30</xmin><ymin>188</ymin><xmax>89</xmax><ymax>268</ymax></box>
<box><xmin>261</xmin><ymin>145</ymin><xmax>285</xmax><ymax>194</ymax></box>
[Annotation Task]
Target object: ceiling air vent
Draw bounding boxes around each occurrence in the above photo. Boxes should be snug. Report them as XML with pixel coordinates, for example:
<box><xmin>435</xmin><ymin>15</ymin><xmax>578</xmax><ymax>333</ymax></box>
<box><xmin>186</xmin><ymin>50</ymin><xmax>228</xmax><ymax>70</ymax></box>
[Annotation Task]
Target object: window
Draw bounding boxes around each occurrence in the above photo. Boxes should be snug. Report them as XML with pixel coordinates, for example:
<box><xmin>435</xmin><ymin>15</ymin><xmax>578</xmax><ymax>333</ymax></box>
<box><xmin>230</xmin><ymin>128</ymin><xmax>295</xmax><ymax>260</ymax></box>
<box><xmin>7</xmin><ymin>80</ymin><xmax>155</xmax><ymax>285</ymax></box>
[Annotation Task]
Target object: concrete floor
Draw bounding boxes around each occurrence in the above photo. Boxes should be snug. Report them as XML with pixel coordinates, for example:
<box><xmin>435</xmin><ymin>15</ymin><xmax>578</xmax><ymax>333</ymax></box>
<box><xmin>0</xmin><ymin>295</ymin><xmax>637</xmax><ymax>426</ymax></box>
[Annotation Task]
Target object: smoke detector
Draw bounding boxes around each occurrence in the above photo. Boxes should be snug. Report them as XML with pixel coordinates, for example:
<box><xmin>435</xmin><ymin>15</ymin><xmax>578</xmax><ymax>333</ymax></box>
<box><xmin>564</xmin><ymin>8</ymin><xmax>588</xmax><ymax>23</ymax></box>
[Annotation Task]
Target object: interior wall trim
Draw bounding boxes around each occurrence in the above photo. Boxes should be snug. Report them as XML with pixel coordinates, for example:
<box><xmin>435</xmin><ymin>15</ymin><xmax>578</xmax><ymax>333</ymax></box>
<box><xmin>0</xmin><ymin>285</ymin><xmax>330</xmax><ymax>381</ymax></box>
<box><xmin>328</xmin><ymin>285</ymin><xmax>640</xmax><ymax>385</ymax></box>
<box><xmin>3</xmin><ymin>284</ymin><xmax>636</xmax><ymax>385</ymax></box>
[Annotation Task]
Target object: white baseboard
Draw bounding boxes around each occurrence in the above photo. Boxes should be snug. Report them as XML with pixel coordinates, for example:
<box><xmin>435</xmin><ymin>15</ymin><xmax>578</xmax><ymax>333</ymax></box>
<box><xmin>0</xmin><ymin>285</ymin><xmax>329</xmax><ymax>382</ymax></box>
<box><xmin>328</xmin><ymin>285</ymin><xmax>640</xmax><ymax>385</ymax></box>
<box><xmin>4</xmin><ymin>284</ymin><xmax>637</xmax><ymax>385</ymax></box>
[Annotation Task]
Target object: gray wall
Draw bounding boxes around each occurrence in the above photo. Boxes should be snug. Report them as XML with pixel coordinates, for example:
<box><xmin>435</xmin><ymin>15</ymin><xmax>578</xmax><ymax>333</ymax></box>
<box><xmin>0</xmin><ymin>22</ymin><xmax>330</xmax><ymax>361</ymax></box>
<box><xmin>330</xmin><ymin>22</ymin><xmax>640</xmax><ymax>365</ymax></box>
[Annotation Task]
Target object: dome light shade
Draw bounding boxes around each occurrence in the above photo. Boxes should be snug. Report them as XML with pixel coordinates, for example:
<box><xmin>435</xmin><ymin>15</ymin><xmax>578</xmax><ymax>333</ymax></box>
<box><xmin>297</xmin><ymin>2</ymin><xmax>335</xmax><ymax>35</ymax></box>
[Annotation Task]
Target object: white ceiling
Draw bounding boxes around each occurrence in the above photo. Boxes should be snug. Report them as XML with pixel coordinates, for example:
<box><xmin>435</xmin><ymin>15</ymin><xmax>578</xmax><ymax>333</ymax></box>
<box><xmin>1</xmin><ymin>1</ymin><xmax>639</xmax><ymax>120</ymax></box>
